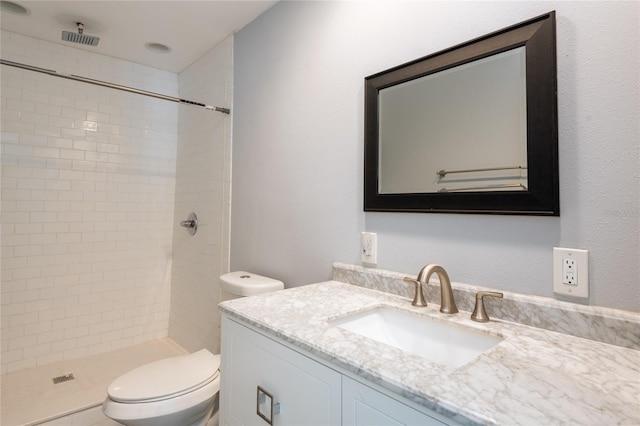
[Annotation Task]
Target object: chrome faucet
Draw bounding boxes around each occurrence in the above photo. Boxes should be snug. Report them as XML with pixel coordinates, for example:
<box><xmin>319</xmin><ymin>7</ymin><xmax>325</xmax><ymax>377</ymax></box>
<box><xmin>404</xmin><ymin>264</ymin><xmax>458</xmax><ymax>314</ymax></box>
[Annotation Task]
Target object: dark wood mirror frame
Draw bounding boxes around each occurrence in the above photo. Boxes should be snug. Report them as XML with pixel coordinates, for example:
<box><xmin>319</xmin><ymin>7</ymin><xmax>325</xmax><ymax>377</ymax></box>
<box><xmin>364</xmin><ymin>12</ymin><xmax>559</xmax><ymax>215</ymax></box>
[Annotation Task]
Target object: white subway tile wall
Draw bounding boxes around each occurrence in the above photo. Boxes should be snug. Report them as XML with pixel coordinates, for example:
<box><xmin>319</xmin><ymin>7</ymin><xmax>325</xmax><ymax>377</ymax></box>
<box><xmin>1</xmin><ymin>31</ymin><xmax>179</xmax><ymax>373</ymax></box>
<box><xmin>168</xmin><ymin>37</ymin><xmax>232</xmax><ymax>354</ymax></box>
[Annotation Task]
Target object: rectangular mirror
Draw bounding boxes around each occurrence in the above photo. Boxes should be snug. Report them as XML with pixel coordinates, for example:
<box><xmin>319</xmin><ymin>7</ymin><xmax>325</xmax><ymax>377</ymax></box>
<box><xmin>364</xmin><ymin>12</ymin><xmax>559</xmax><ymax>215</ymax></box>
<box><xmin>379</xmin><ymin>47</ymin><xmax>527</xmax><ymax>194</ymax></box>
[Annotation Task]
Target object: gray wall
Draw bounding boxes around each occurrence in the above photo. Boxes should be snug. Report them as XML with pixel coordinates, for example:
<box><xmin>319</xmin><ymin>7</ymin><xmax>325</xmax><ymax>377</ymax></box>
<box><xmin>231</xmin><ymin>1</ymin><xmax>639</xmax><ymax>312</ymax></box>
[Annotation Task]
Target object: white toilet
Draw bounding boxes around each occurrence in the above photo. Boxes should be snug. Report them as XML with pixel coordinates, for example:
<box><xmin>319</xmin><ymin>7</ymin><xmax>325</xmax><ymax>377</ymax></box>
<box><xmin>102</xmin><ymin>272</ymin><xmax>284</xmax><ymax>426</ymax></box>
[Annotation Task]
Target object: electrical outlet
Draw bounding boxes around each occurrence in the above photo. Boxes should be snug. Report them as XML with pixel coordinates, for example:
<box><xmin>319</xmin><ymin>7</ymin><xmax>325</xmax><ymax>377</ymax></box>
<box><xmin>562</xmin><ymin>258</ymin><xmax>577</xmax><ymax>285</ymax></box>
<box><xmin>553</xmin><ymin>247</ymin><xmax>588</xmax><ymax>298</ymax></box>
<box><xmin>361</xmin><ymin>232</ymin><xmax>377</xmax><ymax>266</ymax></box>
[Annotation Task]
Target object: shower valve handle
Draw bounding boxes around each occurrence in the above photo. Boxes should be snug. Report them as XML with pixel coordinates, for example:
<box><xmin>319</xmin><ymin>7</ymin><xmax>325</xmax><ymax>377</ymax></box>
<box><xmin>180</xmin><ymin>213</ymin><xmax>198</xmax><ymax>235</ymax></box>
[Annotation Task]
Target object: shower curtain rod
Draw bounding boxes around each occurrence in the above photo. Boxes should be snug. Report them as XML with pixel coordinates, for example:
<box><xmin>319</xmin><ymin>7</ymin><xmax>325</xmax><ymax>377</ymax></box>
<box><xmin>1</xmin><ymin>59</ymin><xmax>231</xmax><ymax>115</ymax></box>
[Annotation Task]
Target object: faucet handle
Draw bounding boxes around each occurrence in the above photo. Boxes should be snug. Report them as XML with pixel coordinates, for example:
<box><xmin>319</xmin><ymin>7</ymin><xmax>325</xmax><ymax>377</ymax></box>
<box><xmin>471</xmin><ymin>291</ymin><xmax>503</xmax><ymax>322</ymax></box>
<box><xmin>403</xmin><ymin>277</ymin><xmax>427</xmax><ymax>307</ymax></box>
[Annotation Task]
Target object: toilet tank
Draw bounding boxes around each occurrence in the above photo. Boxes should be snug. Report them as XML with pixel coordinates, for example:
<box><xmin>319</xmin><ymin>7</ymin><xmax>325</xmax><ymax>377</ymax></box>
<box><xmin>219</xmin><ymin>271</ymin><xmax>284</xmax><ymax>302</ymax></box>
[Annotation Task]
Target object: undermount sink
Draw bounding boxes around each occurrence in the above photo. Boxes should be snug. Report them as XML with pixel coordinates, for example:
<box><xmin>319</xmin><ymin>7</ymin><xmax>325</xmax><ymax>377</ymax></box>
<box><xmin>331</xmin><ymin>307</ymin><xmax>502</xmax><ymax>368</ymax></box>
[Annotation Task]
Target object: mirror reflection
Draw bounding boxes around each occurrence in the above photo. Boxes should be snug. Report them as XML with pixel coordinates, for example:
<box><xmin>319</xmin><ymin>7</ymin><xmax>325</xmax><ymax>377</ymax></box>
<box><xmin>378</xmin><ymin>47</ymin><xmax>527</xmax><ymax>194</ymax></box>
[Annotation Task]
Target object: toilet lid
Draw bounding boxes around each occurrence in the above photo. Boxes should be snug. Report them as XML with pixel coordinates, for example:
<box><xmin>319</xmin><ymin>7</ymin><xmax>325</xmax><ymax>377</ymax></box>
<box><xmin>108</xmin><ymin>349</ymin><xmax>220</xmax><ymax>403</ymax></box>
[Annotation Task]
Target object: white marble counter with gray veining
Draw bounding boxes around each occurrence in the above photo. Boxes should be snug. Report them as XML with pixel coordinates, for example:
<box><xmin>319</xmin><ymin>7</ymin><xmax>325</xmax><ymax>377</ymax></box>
<box><xmin>219</xmin><ymin>280</ymin><xmax>640</xmax><ymax>425</ymax></box>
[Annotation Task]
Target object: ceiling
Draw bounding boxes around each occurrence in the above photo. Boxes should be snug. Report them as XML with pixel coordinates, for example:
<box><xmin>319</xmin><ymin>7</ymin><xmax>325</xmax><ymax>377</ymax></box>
<box><xmin>0</xmin><ymin>1</ymin><xmax>278</xmax><ymax>73</ymax></box>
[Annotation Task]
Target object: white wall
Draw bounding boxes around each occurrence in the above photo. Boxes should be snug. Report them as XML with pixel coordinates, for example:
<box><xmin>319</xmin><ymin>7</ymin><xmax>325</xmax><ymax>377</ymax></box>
<box><xmin>1</xmin><ymin>31</ymin><xmax>178</xmax><ymax>373</ymax></box>
<box><xmin>231</xmin><ymin>1</ymin><xmax>639</xmax><ymax>311</ymax></box>
<box><xmin>169</xmin><ymin>37</ymin><xmax>233</xmax><ymax>354</ymax></box>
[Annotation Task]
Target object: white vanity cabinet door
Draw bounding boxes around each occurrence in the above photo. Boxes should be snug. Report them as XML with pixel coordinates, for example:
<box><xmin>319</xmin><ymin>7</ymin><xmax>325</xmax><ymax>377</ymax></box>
<box><xmin>342</xmin><ymin>376</ymin><xmax>448</xmax><ymax>426</ymax></box>
<box><xmin>220</xmin><ymin>316</ymin><xmax>342</xmax><ymax>426</ymax></box>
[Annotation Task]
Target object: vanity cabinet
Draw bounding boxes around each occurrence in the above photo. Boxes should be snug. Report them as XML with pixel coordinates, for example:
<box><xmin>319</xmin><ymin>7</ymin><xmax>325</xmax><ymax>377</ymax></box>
<box><xmin>343</xmin><ymin>376</ymin><xmax>447</xmax><ymax>426</ymax></box>
<box><xmin>221</xmin><ymin>315</ymin><xmax>454</xmax><ymax>426</ymax></box>
<box><xmin>220</xmin><ymin>315</ymin><xmax>342</xmax><ymax>425</ymax></box>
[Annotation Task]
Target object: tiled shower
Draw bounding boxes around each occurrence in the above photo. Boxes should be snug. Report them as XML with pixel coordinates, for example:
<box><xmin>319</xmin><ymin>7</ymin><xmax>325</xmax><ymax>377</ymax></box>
<box><xmin>1</xmin><ymin>29</ymin><xmax>232</xmax><ymax>375</ymax></box>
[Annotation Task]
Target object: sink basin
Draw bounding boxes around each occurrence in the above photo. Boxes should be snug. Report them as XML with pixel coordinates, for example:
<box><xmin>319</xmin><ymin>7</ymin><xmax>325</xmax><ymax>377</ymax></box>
<box><xmin>331</xmin><ymin>307</ymin><xmax>502</xmax><ymax>368</ymax></box>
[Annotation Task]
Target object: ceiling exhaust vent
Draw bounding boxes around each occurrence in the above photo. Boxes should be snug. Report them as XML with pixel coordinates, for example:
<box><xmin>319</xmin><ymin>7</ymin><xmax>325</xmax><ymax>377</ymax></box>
<box><xmin>62</xmin><ymin>22</ymin><xmax>99</xmax><ymax>46</ymax></box>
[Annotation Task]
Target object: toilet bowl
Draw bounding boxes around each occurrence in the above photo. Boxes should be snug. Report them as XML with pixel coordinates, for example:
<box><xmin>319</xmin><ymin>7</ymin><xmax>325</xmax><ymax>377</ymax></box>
<box><xmin>102</xmin><ymin>349</ymin><xmax>220</xmax><ymax>426</ymax></box>
<box><xmin>103</xmin><ymin>272</ymin><xmax>284</xmax><ymax>426</ymax></box>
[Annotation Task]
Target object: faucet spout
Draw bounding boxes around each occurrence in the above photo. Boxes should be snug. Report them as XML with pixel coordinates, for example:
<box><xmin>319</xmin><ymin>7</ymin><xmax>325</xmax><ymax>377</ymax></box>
<box><xmin>417</xmin><ymin>264</ymin><xmax>458</xmax><ymax>314</ymax></box>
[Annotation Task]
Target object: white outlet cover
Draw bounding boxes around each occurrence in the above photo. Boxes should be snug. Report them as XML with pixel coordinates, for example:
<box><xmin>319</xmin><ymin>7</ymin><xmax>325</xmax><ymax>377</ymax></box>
<box><xmin>553</xmin><ymin>247</ymin><xmax>589</xmax><ymax>298</ymax></box>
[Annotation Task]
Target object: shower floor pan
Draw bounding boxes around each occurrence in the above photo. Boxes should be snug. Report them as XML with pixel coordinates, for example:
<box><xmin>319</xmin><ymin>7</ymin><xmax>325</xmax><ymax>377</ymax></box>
<box><xmin>1</xmin><ymin>338</ymin><xmax>186</xmax><ymax>426</ymax></box>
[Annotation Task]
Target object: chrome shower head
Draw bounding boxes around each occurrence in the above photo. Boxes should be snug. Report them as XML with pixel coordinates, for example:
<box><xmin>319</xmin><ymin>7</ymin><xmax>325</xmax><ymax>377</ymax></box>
<box><xmin>62</xmin><ymin>22</ymin><xmax>99</xmax><ymax>46</ymax></box>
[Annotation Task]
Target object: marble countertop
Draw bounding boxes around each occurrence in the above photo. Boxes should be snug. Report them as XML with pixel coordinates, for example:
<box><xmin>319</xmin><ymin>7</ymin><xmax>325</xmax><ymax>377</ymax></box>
<box><xmin>219</xmin><ymin>281</ymin><xmax>640</xmax><ymax>425</ymax></box>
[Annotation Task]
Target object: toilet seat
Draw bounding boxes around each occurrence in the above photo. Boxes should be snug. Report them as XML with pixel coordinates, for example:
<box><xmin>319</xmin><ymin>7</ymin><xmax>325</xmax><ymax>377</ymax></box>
<box><xmin>108</xmin><ymin>349</ymin><xmax>220</xmax><ymax>403</ymax></box>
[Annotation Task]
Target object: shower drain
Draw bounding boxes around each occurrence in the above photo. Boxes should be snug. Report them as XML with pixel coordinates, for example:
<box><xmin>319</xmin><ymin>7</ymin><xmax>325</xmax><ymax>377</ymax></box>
<box><xmin>52</xmin><ymin>373</ymin><xmax>75</xmax><ymax>384</ymax></box>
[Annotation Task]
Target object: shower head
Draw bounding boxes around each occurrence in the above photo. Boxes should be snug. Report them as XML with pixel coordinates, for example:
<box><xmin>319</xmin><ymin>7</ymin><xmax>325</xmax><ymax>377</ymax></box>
<box><xmin>62</xmin><ymin>22</ymin><xmax>99</xmax><ymax>46</ymax></box>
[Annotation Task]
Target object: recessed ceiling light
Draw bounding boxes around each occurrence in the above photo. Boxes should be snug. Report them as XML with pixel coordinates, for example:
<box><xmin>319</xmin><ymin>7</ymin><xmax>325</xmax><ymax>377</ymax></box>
<box><xmin>145</xmin><ymin>42</ymin><xmax>171</xmax><ymax>54</ymax></box>
<box><xmin>0</xmin><ymin>0</ymin><xmax>29</xmax><ymax>15</ymax></box>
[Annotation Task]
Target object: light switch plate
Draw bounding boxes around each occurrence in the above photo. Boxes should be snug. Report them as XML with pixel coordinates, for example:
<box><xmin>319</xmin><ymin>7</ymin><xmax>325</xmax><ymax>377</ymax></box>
<box><xmin>553</xmin><ymin>247</ymin><xmax>589</xmax><ymax>298</ymax></box>
<box><xmin>361</xmin><ymin>232</ymin><xmax>377</xmax><ymax>266</ymax></box>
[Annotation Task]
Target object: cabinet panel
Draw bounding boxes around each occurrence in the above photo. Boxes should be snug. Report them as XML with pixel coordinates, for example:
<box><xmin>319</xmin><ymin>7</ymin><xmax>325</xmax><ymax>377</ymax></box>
<box><xmin>342</xmin><ymin>376</ymin><xmax>448</xmax><ymax>426</ymax></box>
<box><xmin>221</xmin><ymin>317</ymin><xmax>341</xmax><ymax>426</ymax></box>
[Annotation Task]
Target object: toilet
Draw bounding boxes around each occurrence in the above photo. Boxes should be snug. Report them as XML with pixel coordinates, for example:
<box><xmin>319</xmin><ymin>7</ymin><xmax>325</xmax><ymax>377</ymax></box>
<box><xmin>102</xmin><ymin>272</ymin><xmax>284</xmax><ymax>426</ymax></box>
